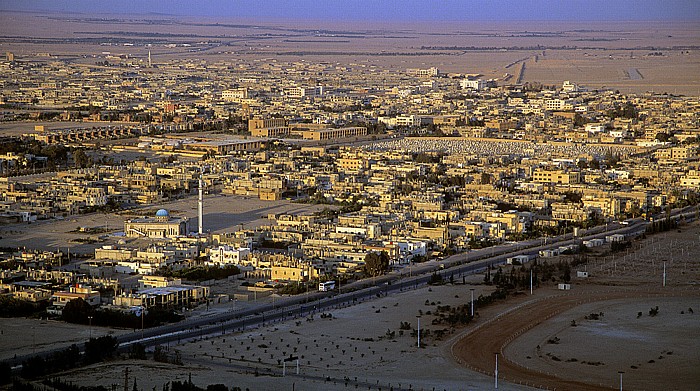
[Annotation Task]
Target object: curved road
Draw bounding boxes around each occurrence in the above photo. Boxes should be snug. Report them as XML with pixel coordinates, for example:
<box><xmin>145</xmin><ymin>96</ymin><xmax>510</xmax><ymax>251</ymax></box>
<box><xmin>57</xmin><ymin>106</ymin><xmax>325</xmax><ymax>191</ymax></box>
<box><xmin>451</xmin><ymin>288</ymin><xmax>700</xmax><ymax>391</ymax></box>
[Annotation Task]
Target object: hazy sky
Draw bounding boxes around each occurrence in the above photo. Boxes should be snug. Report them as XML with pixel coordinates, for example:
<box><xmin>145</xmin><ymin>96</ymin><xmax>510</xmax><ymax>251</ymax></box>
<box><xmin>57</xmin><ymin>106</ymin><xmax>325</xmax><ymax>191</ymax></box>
<box><xmin>1</xmin><ymin>0</ymin><xmax>699</xmax><ymax>21</ymax></box>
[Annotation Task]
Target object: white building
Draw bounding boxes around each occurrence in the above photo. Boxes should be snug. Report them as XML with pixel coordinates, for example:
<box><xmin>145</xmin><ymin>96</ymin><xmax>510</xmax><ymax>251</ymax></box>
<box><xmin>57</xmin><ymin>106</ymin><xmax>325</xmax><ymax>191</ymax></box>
<box><xmin>384</xmin><ymin>240</ymin><xmax>427</xmax><ymax>262</ymax></box>
<box><xmin>285</xmin><ymin>86</ymin><xmax>324</xmax><ymax>98</ymax></box>
<box><xmin>206</xmin><ymin>245</ymin><xmax>251</xmax><ymax>267</ymax></box>
<box><xmin>585</xmin><ymin>123</ymin><xmax>606</xmax><ymax>133</ymax></box>
<box><xmin>544</xmin><ymin>99</ymin><xmax>574</xmax><ymax>111</ymax></box>
<box><xmin>407</xmin><ymin>67</ymin><xmax>439</xmax><ymax>77</ymax></box>
<box><xmin>562</xmin><ymin>81</ymin><xmax>580</xmax><ymax>92</ymax></box>
<box><xmin>222</xmin><ymin>88</ymin><xmax>248</xmax><ymax>101</ymax></box>
<box><xmin>395</xmin><ymin>115</ymin><xmax>429</xmax><ymax>127</ymax></box>
<box><xmin>460</xmin><ymin>79</ymin><xmax>485</xmax><ymax>90</ymax></box>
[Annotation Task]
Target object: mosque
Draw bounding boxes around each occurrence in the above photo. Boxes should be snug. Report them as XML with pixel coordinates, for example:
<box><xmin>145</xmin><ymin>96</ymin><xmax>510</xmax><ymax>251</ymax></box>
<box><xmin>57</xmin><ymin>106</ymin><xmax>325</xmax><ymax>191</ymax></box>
<box><xmin>124</xmin><ymin>209</ymin><xmax>188</xmax><ymax>239</ymax></box>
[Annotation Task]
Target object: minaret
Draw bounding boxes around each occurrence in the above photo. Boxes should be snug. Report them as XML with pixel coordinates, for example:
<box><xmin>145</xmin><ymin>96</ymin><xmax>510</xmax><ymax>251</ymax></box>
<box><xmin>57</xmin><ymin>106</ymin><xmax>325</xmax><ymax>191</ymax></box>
<box><xmin>198</xmin><ymin>175</ymin><xmax>204</xmax><ymax>235</ymax></box>
<box><xmin>148</xmin><ymin>50</ymin><xmax>152</xmax><ymax>68</ymax></box>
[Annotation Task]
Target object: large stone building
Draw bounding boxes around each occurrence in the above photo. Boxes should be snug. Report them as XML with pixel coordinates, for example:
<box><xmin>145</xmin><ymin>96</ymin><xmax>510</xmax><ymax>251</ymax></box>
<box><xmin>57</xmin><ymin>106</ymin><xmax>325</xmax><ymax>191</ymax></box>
<box><xmin>124</xmin><ymin>209</ymin><xmax>188</xmax><ymax>238</ymax></box>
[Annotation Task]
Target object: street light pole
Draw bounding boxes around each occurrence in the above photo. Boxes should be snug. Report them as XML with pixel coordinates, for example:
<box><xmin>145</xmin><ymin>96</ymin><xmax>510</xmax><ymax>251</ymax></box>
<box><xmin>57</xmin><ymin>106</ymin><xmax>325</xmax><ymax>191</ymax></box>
<box><xmin>494</xmin><ymin>352</ymin><xmax>499</xmax><ymax>389</ymax></box>
<box><xmin>470</xmin><ymin>288</ymin><xmax>475</xmax><ymax>317</ymax></box>
<box><xmin>416</xmin><ymin>315</ymin><xmax>421</xmax><ymax>348</ymax></box>
<box><xmin>88</xmin><ymin>316</ymin><xmax>93</xmax><ymax>339</ymax></box>
<box><xmin>663</xmin><ymin>261</ymin><xmax>666</xmax><ymax>287</ymax></box>
<box><xmin>618</xmin><ymin>371</ymin><xmax>624</xmax><ymax>391</ymax></box>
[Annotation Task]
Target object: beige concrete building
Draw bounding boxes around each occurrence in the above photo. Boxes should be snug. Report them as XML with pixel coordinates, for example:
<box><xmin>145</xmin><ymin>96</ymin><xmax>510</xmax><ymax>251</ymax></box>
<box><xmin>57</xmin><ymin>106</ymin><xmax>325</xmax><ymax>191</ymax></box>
<box><xmin>124</xmin><ymin>209</ymin><xmax>188</xmax><ymax>238</ymax></box>
<box><xmin>249</xmin><ymin>117</ymin><xmax>290</xmax><ymax>138</ymax></box>
<box><xmin>300</xmin><ymin>127</ymin><xmax>367</xmax><ymax>140</ymax></box>
<box><xmin>533</xmin><ymin>169</ymin><xmax>581</xmax><ymax>184</ymax></box>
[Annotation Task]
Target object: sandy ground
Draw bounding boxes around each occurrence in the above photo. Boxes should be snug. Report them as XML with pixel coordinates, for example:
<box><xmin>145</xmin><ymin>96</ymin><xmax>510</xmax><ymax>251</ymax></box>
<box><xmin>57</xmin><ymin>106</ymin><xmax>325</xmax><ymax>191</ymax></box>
<box><xmin>0</xmin><ymin>194</ymin><xmax>325</xmax><ymax>254</ymax></box>
<box><xmin>452</xmin><ymin>286</ymin><xmax>700</xmax><ymax>391</ymax></box>
<box><xmin>0</xmin><ymin>318</ymin><xmax>129</xmax><ymax>362</ymax></box>
<box><xmin>505</xmin><ymin>295</ymin><xmax>700</xmax><ymax>391</ymax></box>
<box><xmin>42</xmin><ymin>276</ymin><xmax>537</xmax><ymax>391</ymax></box>
<box><xmin>29</xmin><ymin>221</ymin><xmax>699</xmax><ymax>391</ymax></box>
<box><xmin>450</xmin><ymin>220</ymin><xmax>700</xmax><ymax>391</ymax></box>
<box><xmin>1</xmin><ymin>14</ymin><xmax>698</xmax><ymax>94</ymax></box>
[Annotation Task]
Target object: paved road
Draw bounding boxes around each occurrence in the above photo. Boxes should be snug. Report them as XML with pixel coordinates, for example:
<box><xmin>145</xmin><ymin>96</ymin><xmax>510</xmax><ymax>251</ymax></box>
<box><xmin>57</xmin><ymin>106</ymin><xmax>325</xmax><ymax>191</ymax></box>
<box><xmin>7</xmin><ymin>205</ymin><xmax>698</xmax><ymax>371</ymax></box>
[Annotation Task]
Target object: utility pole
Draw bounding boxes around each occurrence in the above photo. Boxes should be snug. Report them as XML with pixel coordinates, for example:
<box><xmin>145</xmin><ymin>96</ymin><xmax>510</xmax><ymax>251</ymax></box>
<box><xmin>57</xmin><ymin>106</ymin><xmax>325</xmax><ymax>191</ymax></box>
<box><xmin>416</xmin><ymin>315</ymin><xmax>421</xmax><ymax>348</ymax></box>
<box><xmin>663</xmin><ymin>261</ymin><xmax>666</xmax><ymax>287</ymax></box>
<box><xmin>494</xmin><ymin>352</ymin><xmax>499</xmax><ymax>389</ymax></box>
<box><xmin>618</xmin><ymin>371</ymin><xmax>624</xmax><ymax>391</ymax></box>
<box><xmin>470</xmin><ymin>288</ymin><xmax>475</xmax><ymax>317</ymax></box>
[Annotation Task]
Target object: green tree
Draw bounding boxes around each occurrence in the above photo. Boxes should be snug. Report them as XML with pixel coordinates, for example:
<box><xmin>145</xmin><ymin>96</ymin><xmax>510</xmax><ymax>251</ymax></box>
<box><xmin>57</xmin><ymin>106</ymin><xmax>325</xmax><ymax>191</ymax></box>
<box><xmin>0</xmin><ymin>362</ymin><xmax>11</xmax><ymax>385</ymax></box>
<box><xmin>364</xmin><ymin>251</ymin><xmax>390</xmax><ymax>277</ymax></box>
<box><xmin>84</xmin><ymin>335</ymin><xmax>118</xmax><ymax>364</ymax></box>
<box><xmin>428</xmin><ymin>272</ymin><xmax>443</xmax><ymax>285</ymax></box>
<box><xmin>129</xmin><ymin>343</ymin><xmax>147</xmax><ymax>360</ymax></box>
<box><xmin>72</xmin><ymin>148</ymin><xmax>93</xmax><ymax>168</ymax></box>
<box><xmin>62</xmin><ymin>298</ymin><xmax>92</xmax><ymax>324</ymax></box>
<box><xmin>655</xmin><ymin>132</ymin><xmax>671</xmax><ymax>143</ymax></box>
<box><xmin>561</xmin><ymin>262</ymin><xmax>571</xmax><ymax>283</ymax></box>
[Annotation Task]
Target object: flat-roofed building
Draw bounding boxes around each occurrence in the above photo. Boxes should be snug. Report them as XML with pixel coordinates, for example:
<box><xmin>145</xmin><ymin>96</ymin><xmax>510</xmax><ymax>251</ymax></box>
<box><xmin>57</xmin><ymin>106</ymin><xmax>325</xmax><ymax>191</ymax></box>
<box><xmin>654</xmin><ymin>146</ymin><xmax>696</xmax><ymax>161</ymax></box>
<box><xmin>113</xmin><ymin>284</ymin><xmax>209</xmax><ymax>309</ymax></box>
<box><xmin>301</xmin><ymin>127</ymin><xmax>367</xmax><ymax>140</ymax></box>
<box><xmin>249</xmin><ymin>117</ymin><xmax>285</xmax><ymax>131</ymax></box>
<box><xmin>187</xmin><ymin>139</ymin><xmax>263</xmax><ymax>154</ymax></box>
<box><xmin>222</xmin><ymin>88</ymin><xmax>248</xmax><ymax>101</ymax></box>
<box><xmin>206</xmin><ymin>245</ymin><xmax>251</xmax><ymax>267</ymax></box>
<box><xmin>532</xmin><ymin>169</ymin><xmax>581</xmax><ymax>184</ymax></box>
<box><xmin>51</xmin><ymin>284</ymin><xmax>101</xmax><ymax>308</ymax></box>
<box><xmin>680</xmin><ymin>170</ymin><xmax>700</xmax><ymax>188</ymax></box>
<box><xmin>124</xmin><ymin>209</ymin><xmax>188</xmax><ymax>238</ymax></box>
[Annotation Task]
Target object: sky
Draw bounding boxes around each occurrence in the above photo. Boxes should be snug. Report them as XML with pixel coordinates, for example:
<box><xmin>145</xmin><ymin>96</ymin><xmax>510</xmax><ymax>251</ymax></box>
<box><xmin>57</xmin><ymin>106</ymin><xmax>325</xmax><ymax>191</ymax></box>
<box><xmin>1</xmin><ymin>0</ymin><xmax>699</xmax><ymax>21</ymax></box>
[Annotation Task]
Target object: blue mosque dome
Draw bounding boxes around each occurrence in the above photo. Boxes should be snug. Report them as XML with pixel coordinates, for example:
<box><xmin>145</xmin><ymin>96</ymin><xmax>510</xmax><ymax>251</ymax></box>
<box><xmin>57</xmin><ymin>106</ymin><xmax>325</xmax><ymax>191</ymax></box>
<box><xmin>155</xmin><ymin>209</ymin><xmax>169</xmax><ymax>217</ymax></box>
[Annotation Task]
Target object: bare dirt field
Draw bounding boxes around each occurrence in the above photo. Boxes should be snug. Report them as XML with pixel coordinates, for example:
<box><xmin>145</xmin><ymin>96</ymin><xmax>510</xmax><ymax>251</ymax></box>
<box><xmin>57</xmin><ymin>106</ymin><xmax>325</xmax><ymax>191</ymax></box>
<box><xmin>0</xmin><ymin>195</ymin><xmax>326</xmax><ymax>254</ymax></box>
<box><xmin>45</xmin><ymin>278</ymin><xmax>532</xmax><ymax>391</ymax></box>
<box><xmin>1</xmin><ymin>13</ymin><xmax>698</xmax><ymax>94</ymax></box>
<box><xmin>0</xmin><ymin>318</ymin><xmax>129</xmax><ymax>362</ymax></box>
<box><xmin>452</xmin><ymin>220</ymin><xmax>700</xmax><ymax>391</ymax></box>
<box><xmin>453</xmin><ymin>287</ymin><xmax>700</xmax><ymax>391</ymax></box>
<box><xmin>505</xmin><ymin>295</ymin><xmax>700</xmax><ymax>390</ymax></box>
<box><xmin>35</xmin><ymin>221</ymin><xmax>700</xmax><ymax>391</ymax></box>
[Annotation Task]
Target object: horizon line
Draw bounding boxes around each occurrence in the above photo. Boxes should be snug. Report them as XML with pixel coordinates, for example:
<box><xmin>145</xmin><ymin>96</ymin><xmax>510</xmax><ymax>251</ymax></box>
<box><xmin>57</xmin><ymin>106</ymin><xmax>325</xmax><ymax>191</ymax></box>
<box><xmin>1</xmin><ymin>9</ymin><xmax>699</xmax><ymax>23</ymax></box>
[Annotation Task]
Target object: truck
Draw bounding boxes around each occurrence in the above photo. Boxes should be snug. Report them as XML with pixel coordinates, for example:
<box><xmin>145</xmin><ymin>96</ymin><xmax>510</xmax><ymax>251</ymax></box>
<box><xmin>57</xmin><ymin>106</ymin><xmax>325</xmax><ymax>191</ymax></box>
<box><xmin>319</xmin><ymin>281</ymin><xmax>336</xmax><ymax>292</ymax></box>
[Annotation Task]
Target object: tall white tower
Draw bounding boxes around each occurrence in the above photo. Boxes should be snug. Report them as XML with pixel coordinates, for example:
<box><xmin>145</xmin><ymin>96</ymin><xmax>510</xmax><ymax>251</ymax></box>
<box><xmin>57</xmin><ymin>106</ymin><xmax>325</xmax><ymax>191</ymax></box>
<box><xmin>148</xmin><ymin>50</ymin><xmax>152</xmax><ymax>68</ymax></box>
<box><xmin>198</xmin><ymin>176</ymin><xmax>203</xmax><ymax>235</ymax></box>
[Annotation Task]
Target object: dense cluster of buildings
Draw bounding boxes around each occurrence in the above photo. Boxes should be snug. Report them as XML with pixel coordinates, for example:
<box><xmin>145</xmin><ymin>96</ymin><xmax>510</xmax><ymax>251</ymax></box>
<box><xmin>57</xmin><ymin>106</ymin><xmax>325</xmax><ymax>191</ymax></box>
<box><xmin>1</xmin><ymin>54</ymin><xmax>700</xmax><ymax>318</ymax></box>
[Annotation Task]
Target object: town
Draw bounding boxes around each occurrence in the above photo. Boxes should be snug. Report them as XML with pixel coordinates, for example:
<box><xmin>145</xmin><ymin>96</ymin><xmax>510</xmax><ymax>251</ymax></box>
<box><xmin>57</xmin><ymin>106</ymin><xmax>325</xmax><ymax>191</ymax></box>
<box><xmin>1</xmin><ymin>11</ymin><xmax>699</xmax><ymax>391</ymax></box>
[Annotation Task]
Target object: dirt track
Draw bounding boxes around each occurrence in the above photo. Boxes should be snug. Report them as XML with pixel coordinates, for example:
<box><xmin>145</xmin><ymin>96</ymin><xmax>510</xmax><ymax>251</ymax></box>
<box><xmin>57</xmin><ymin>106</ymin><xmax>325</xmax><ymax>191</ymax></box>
<box><xmin>451</xmin><ymin>287</ymin><xmax>698</xmax><ymax>391</ymax></box>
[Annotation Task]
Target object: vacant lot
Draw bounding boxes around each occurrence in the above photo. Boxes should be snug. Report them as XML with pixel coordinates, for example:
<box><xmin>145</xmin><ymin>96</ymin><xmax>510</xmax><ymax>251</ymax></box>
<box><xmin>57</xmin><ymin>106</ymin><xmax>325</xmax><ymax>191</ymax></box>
<box><xmin>38</xmin><ymin>223</ymin><xmax>700</xmax><ymax>390</ymax></box>
<box><xmin>0</xmin><ymin>195</ymin><xmax>325</xmax><ymax>254</ymax></box>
